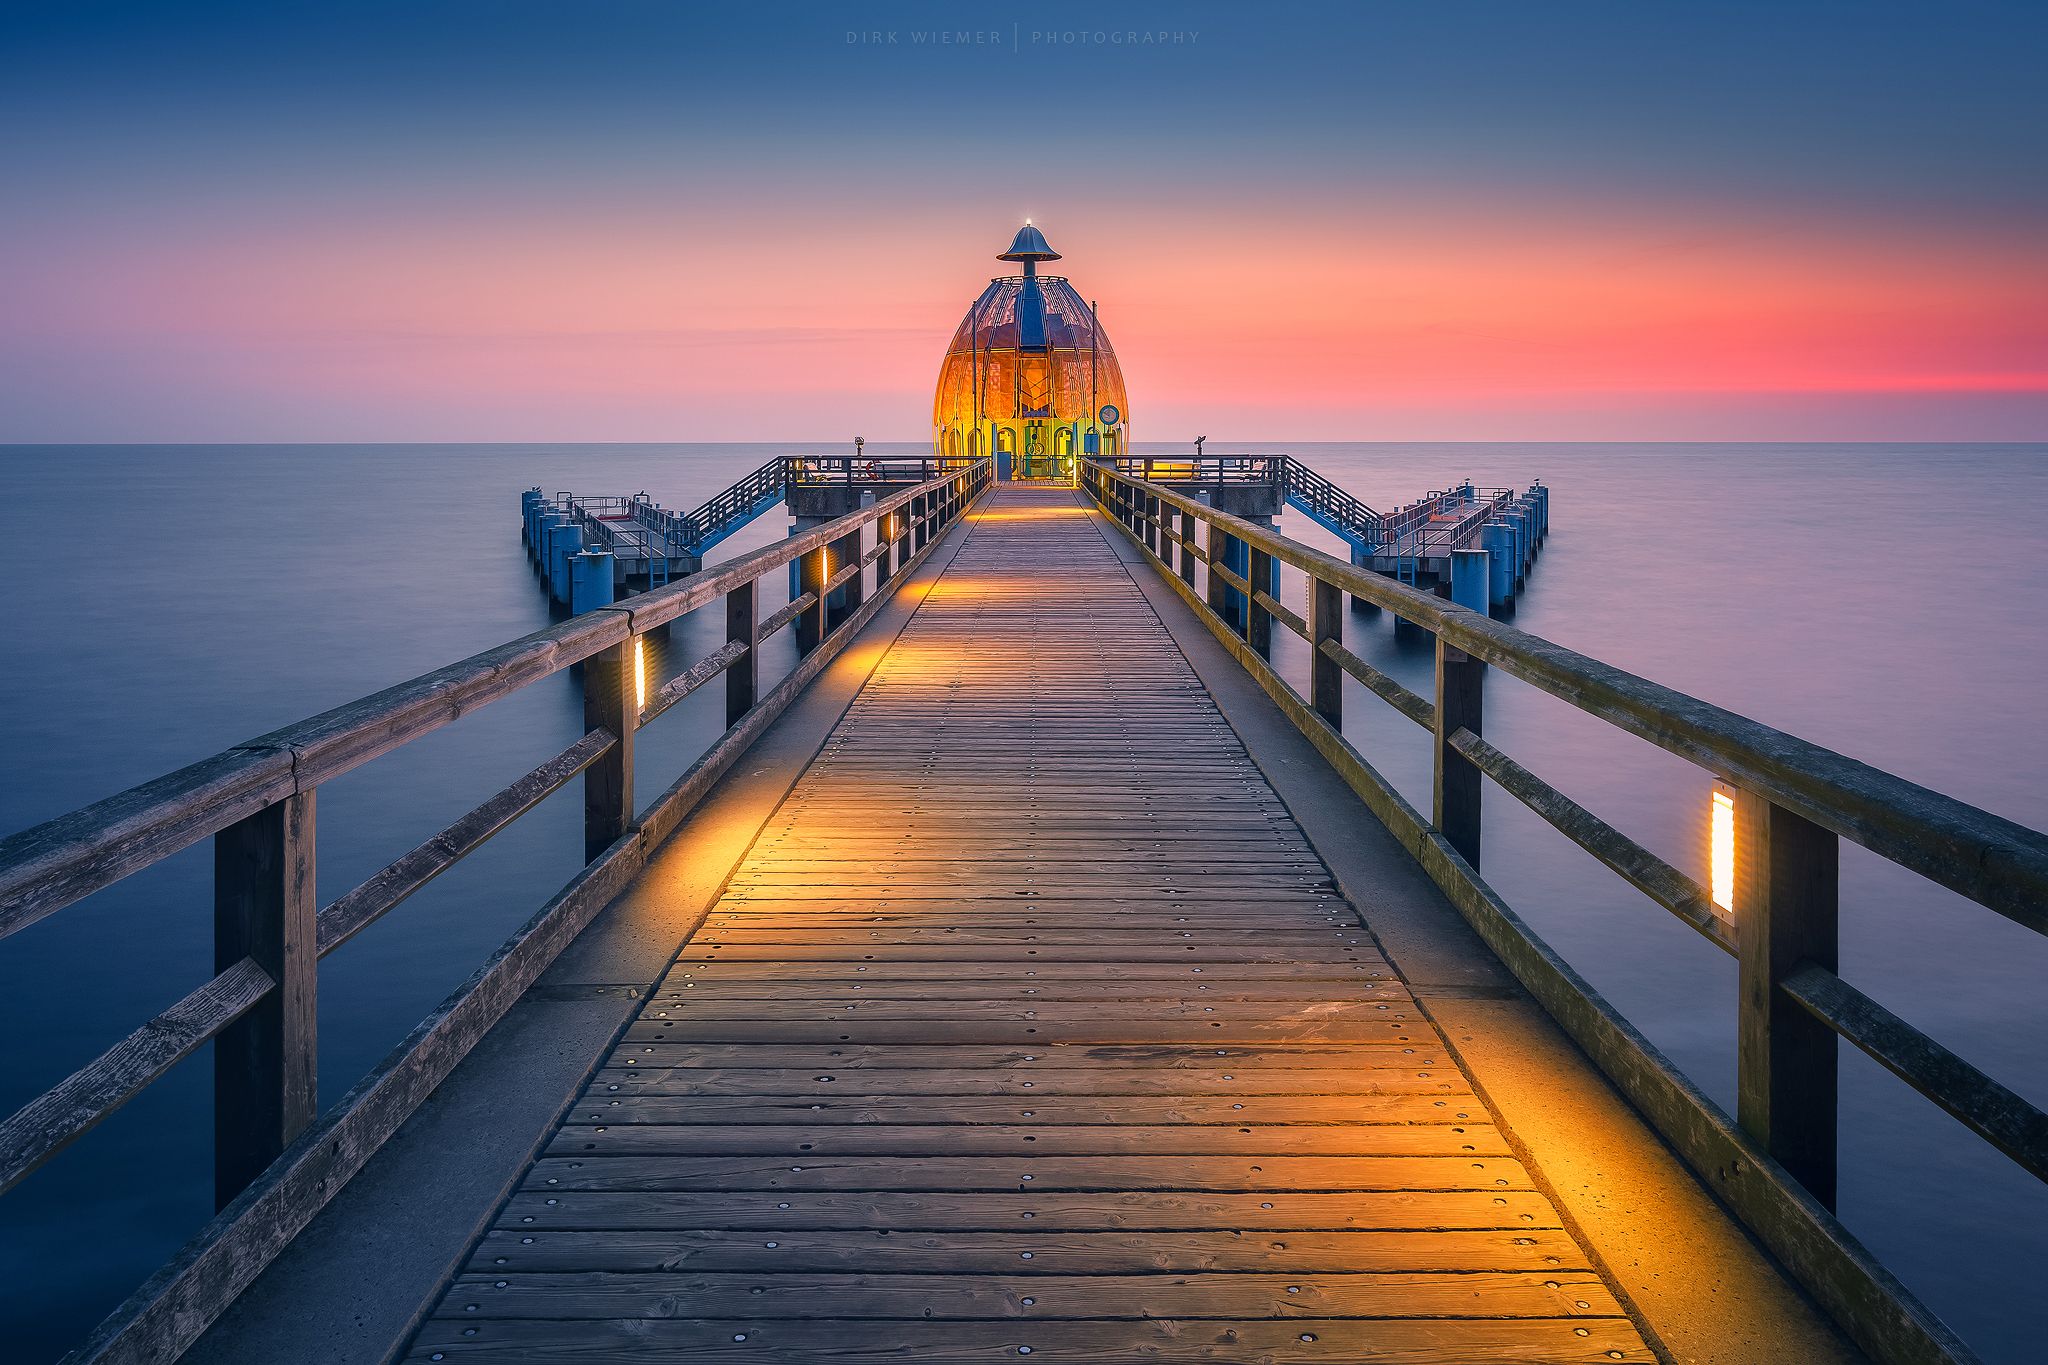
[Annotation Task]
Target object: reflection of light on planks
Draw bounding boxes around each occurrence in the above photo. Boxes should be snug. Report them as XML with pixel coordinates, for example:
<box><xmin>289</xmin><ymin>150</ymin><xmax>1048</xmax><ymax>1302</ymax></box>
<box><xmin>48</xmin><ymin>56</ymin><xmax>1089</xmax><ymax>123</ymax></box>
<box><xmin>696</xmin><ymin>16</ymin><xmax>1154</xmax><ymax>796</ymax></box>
<box><xmin>406</xmin><ymin>484</ymin><xmax>1653</xmax><ymax>1362</ymax></box>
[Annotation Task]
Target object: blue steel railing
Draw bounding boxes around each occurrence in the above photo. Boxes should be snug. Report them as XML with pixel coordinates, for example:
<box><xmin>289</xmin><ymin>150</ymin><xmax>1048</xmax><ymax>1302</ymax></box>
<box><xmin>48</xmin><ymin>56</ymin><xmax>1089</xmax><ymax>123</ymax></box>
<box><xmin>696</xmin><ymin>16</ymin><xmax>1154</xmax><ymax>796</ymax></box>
<box><xmin>549</xmin><ymin>456</ymin><xmax>980</xmax><ymax>574</ymax></box>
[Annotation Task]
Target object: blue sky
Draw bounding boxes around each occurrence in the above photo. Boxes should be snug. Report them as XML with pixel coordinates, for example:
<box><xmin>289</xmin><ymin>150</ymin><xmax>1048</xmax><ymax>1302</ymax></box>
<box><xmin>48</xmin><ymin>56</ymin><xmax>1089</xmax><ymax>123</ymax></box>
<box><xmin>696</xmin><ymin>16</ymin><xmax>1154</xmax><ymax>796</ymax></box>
<box><xmin>4</xmin><ymin>1</ymin><xmax>2044</xmax><ymax>439</ymax></box>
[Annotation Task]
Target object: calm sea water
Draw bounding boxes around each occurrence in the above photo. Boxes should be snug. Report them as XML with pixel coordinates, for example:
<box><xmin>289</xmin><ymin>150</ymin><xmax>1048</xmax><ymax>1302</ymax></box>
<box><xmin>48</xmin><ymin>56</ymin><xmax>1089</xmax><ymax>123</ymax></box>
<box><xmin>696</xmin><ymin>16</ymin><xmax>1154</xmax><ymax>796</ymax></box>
<box><xmin>0</xmin><ymin>442</ymin><xmax>2042</xmax><ymax>1361</ymax></box>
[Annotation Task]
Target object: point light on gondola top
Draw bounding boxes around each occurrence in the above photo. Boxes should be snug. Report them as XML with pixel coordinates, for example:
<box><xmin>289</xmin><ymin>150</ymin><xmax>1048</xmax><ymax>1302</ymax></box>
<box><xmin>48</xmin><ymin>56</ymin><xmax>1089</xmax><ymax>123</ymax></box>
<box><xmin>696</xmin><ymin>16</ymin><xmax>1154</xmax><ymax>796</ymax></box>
<box><xmin>932</xmin><ymin>222</ymin><xmax>1130</xmax><ymax>480</ymax></box>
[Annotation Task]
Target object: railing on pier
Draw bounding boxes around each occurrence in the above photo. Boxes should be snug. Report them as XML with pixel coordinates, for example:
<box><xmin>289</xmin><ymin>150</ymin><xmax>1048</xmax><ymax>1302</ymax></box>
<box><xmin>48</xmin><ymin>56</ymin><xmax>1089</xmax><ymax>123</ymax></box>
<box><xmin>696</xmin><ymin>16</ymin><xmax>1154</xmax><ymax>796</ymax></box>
<box><xmin>1374</xmin><ymin>483</ymin><xmax>1521</xmax><ymax>584</ymax></box>
<box><xmin>787</xmin><ymin>455</ymin><xmax>974</xmax><ymax>486</ymax></box>
<box><xmin>1095</xmin><ymin>453</ymin><xmax>1397</xmax><ymax>555</ymax></box>
<box><xmin>1096</xmin><ymin>454</ymin><xmax>1282</xmax><ymax>487</ymax></box>
<box><xmin>0</xmin><ymin>459</ymin><xmax>994</xmax><ymax>1365</ymax></box>
<box><xmin>1083</xmin><ymin>460</ymin><xmax>2045</xmax><ymax>1365</ymax></box>
<box><xmin>553</xmin><ymin>457</ymin><xmax>984</xmax><ymax>571</ymax></box>
<box><xmin>560</xmin><ymin>492</ymin><xmax>692</xmax><ymax>579</ymax></box>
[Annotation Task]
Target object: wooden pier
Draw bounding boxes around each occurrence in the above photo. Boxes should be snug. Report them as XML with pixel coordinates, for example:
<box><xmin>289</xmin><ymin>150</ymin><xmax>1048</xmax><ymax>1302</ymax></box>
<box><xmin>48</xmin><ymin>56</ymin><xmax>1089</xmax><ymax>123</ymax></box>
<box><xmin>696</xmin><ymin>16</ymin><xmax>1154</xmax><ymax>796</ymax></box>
<box><xmin>410</xmin><ymin>489</ymin><xmax>1647</xmax><ymax>1360</ymax></box>
<box><xmin>3</xmin><ymin>462</ymin><xmax>2044</xmax><ymax>1365</ymax></box>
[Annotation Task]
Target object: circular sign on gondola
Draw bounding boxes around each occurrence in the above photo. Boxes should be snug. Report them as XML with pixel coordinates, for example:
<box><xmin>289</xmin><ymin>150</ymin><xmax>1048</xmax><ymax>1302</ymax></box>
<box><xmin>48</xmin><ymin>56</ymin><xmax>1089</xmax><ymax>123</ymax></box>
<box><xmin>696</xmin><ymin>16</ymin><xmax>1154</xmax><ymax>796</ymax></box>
<box><xmin>1098</xmin><ymin>404</ymin><xmax>1121</xmax><ymax>426</ymax></box>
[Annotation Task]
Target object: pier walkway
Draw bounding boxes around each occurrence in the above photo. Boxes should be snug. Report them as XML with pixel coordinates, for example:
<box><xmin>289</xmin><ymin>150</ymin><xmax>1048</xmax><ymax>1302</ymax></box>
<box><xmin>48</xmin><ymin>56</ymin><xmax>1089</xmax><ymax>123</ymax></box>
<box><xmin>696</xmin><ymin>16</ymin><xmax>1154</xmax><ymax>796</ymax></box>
<box><xmin>11</xmin><ymin>463</ymin><xmax>2042</xmax><ymax>1365</ymax></box>
<box><xmin>406</xmin><ymin>488</ymin><xmax>1657</xmax><ymax>1361</ymax></box>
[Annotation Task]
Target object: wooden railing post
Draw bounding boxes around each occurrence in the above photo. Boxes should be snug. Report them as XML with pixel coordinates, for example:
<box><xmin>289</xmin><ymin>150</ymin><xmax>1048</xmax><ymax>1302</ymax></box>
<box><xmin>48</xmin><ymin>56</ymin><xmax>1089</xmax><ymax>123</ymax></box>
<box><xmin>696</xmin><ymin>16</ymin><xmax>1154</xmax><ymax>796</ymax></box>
<box><xmin>831</xmin><ymin>525</ymin><xmax>863</xmax><ymax>626</ymax></box>
<box><xmin>1432</xmin><ymin>635</ymin><xmax>1484</xmax><ymax>866</ymax></box>
<box><xmin>1247</xmin><ymin>545</ymin><xmax>1274</xmax><ymax>656</ymax></box>
<box><xmin>726</xmin><ymin>580</ymin><xmax>757</xmax><ymax>727</ymax></box>
<box><xmin>1310</xmin><ymin>574</ymin><xmax>1342</xmax><ymax>728</ymax></box>
<box><xmin>1144</xmin><ymin>492</ymin><xmax>1160</xmax><ymax>557</ymax></box>
<box><xmin>582</xmin><ymin>635</ymin><xmax>635</xmax><ymax>862</ymax></box>
<box><xmin>1736</xmin><ymin>790</ymin><xmax>1840</xmax><ymax>1207</ymax></box>
<box><xmin>1179</xmin><ymin>506</ymin><xmax>1199</xmax><ymax>590</ymax></box>
<box><xmin>797</xmin><ymin>545</ymin><xmax>827</xmax><ymax>653</ymax></box>
<box><xmin>1205</xmin><ymin>519</ymin><xmax>1229</xmax><ymax>624</ymax></box>
<box><xmin>213</xmin><ymin>790</ymin><xmax>316</xmax><ymax>1210</ymax></box>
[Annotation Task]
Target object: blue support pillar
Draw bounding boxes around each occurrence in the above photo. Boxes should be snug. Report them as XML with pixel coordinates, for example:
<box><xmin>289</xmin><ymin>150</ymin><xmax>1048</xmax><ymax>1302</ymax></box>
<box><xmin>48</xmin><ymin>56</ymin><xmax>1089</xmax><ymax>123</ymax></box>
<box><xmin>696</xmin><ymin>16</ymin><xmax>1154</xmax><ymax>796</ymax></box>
<box><xmin>538</xmin><ymin>513</ymin><xmax>565</xmax><ymax>580</ymax></box>
<box><xmin>1483</xmin><ymin>523</ymin><xmax>1512</xmax><ymax>607</ymax></box>
<box><xmin>1451</xmin><ymin>548</ymin><xmax>1490</xmax><ymax>615</ymax></box>
<box><xmin>530</xmin><ymin>493</ymin><xmax>552</xmax><ymax>563</ymax></box>
<box><xmin>550</xmin><ymin>522</ymin><xmax>584</xmax><ymax>604</ymax></box>
<box><xmin>571</xmin><ymin>549</ymin><xmax>615</xmax><ymax>615</ymax></box>
<box><xmin>521</xmin><ymin>490</ymin><xmax>540</xmax><ymax>556</ymax></box>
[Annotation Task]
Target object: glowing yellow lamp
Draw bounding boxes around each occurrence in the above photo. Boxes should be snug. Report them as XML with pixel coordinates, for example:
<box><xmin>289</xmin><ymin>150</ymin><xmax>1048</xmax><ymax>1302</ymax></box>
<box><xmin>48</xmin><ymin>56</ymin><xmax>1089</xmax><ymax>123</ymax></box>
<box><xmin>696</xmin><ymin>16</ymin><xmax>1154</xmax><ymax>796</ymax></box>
<box><xmin>1710</xmin><ymin>789</ymin><xmax>1736</xmax><ymax>913</ymax></box>
<box><xmin>633</xmin><ymin>636</ymin><xmax>647</xmax><ymax>712</ymax></box>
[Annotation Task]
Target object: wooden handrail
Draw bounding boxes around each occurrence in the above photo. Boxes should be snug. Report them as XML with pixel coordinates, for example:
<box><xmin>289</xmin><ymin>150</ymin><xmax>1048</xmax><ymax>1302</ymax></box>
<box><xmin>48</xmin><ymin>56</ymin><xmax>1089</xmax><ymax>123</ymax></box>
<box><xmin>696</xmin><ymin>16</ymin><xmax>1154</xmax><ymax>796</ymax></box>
<box><xmin>314</xmin><ymin>728</ymin><xmax>616</xmax><ymax>957</ymax></box>
<box><xmin>1448</xmin><ymin>727</ymin><xmax>1733</xmax><ymax>954</ymax></box>
<box><xmin>0</xmin><ymin>466</ymin><xmax>987</xmax><ymax>939</ymax></box>
<box><xmin>0</xmin><ymin>957</ymin><xmax>274</xmax><ymax>1196</ymax></box>
<box><xmin>1091</xmin><ymin>463</ymin><xmax>2048</xmax><ymax>930</ymax></box>
<box><xmin>0</xmin><ymin>457</ymin><xmax>993</xmax><ymax>1365</ymax></box>
<box><xmin>1781</xmin><ymin>964</ymin><xmax>2048</xmax><ymax>1183</ymax></box>
<box><xmin>1319</xmin><ymin>637</ymin><xmax>1435</xmax><ymax>731</ymax></box>
<box><xmin>1084</xmin><ymin>459</ymin><xmax>2021</xmax><ymax>1365</ymax></box>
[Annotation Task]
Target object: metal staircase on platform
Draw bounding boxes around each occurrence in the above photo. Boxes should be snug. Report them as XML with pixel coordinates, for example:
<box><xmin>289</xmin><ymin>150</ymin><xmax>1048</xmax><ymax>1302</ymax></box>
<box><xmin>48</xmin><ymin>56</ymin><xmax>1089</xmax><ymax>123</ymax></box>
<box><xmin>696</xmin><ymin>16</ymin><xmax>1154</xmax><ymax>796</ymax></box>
<box><xmin>1276</xmin><ymin>456</ymin><xmax>1386</xmax><ymax>554</ymax></box>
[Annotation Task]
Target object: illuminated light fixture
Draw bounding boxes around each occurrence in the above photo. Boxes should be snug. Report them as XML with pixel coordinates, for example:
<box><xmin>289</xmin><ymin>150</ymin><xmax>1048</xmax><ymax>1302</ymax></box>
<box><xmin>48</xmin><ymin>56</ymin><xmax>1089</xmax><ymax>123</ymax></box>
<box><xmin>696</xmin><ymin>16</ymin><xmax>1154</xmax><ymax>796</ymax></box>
<box><xmin>1710</xmin><ymin>789</ymin><xmax>1736</xmax><ymax>913</ymax></box>
<box><xmin>931</xmin><ymin>222</ymin><xmax>1129</xmax><ymax>474</ymax></box>
<box><xmin>634</xmin><ymin>637</ymin><xmax>647</xmax><ymax>712</ymax></box>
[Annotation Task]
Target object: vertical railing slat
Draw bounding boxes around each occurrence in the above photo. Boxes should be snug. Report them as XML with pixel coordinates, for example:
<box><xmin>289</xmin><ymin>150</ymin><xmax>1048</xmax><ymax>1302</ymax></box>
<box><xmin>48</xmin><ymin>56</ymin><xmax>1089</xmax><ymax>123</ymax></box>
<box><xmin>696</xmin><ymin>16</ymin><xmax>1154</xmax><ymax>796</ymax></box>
<box><xmin>1736</xmin><ymin>789</ymin><xmax>1841</xmax><ymax>1208</ymax></box>
<box><xmin>831</xmin><ymin>525</ymin><xmax>864</xmax><ymax>629</ymax></box>
<box><xmin>1247</xmin><ymin>546</ymin><xmax>1274</xmax><ymax>656</ymax></box>
<box><xmin>1433</xmin><ymin>636</ymin><xmax>1484</xmax><ymax>866</ymax></box>
<box><xmin>1204</xmin><ymin>519</ymin><xmax>1228</xmax><ymax>623</ymax></box>
<box><xmin>582</xmin><ymin>636</ymin><xmax>636</xmax><ymax>861</ymax></box>
<box><xmin>797</xmin><ymin>545</ymin><xmax>827</xmax><ymax>653</ymax></box>
<box><xmin>726</xmin><ymin>581</ymin><xmax>758</xmax><ymax>728</ymax></box>
<box><xmin>212</xmin><ymin>790</ymin><xmax>316</xmax><ymax>1210</ymax></box>
<box><xmin>1310</xmin><ymin>574</ymin><xmax>1343</xmax><ymax>728</ymax></box>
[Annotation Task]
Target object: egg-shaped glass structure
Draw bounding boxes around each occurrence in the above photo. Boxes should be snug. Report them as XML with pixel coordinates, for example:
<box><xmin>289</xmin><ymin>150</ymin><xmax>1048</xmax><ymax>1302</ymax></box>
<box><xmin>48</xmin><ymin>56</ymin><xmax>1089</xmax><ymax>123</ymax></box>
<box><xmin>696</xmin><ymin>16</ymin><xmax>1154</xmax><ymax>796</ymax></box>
<box><xmin>933</xmin><ymin>225</ymin><xmax>1128</xmax><ymax>480</ymax></box>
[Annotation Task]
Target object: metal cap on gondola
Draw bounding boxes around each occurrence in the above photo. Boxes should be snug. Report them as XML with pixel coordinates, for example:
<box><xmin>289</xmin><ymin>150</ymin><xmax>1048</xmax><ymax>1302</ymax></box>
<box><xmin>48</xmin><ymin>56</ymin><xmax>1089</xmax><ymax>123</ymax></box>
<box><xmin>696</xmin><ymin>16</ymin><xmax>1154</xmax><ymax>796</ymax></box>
<box><xmin>996</xmin><ymin>221</ymin><xmax>1061</xmax><ymax>263</ymax></box>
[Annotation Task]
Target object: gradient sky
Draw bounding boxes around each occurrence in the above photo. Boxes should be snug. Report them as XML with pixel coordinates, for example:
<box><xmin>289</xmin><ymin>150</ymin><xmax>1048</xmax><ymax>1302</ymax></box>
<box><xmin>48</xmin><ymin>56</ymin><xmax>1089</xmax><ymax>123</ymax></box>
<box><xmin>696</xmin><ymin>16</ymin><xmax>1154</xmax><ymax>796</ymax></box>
<box><xmin>3</xmin><ymin>0</ymin><xmax>2045</xmax><ymax>441</ymax></box>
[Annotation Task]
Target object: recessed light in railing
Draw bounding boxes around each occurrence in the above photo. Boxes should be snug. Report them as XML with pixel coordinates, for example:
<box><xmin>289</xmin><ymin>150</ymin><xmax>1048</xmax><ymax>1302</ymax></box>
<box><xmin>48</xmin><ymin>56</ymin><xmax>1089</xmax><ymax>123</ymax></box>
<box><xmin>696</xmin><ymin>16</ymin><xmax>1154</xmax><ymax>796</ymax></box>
<box><xmin>1711</xmin><ymin>788</ymin><xmax>1736</xmax><ymax>915</ymax></box>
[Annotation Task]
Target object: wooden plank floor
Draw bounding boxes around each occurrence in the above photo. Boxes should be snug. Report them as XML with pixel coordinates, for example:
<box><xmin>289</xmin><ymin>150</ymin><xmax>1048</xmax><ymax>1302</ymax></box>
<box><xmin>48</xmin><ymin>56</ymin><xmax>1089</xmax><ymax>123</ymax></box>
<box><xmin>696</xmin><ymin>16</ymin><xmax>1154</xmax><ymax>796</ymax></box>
<box><xmin>408</xmin><ymin>487</ymin><xmax>1652</xmax><ymax>1361</ymax></box>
